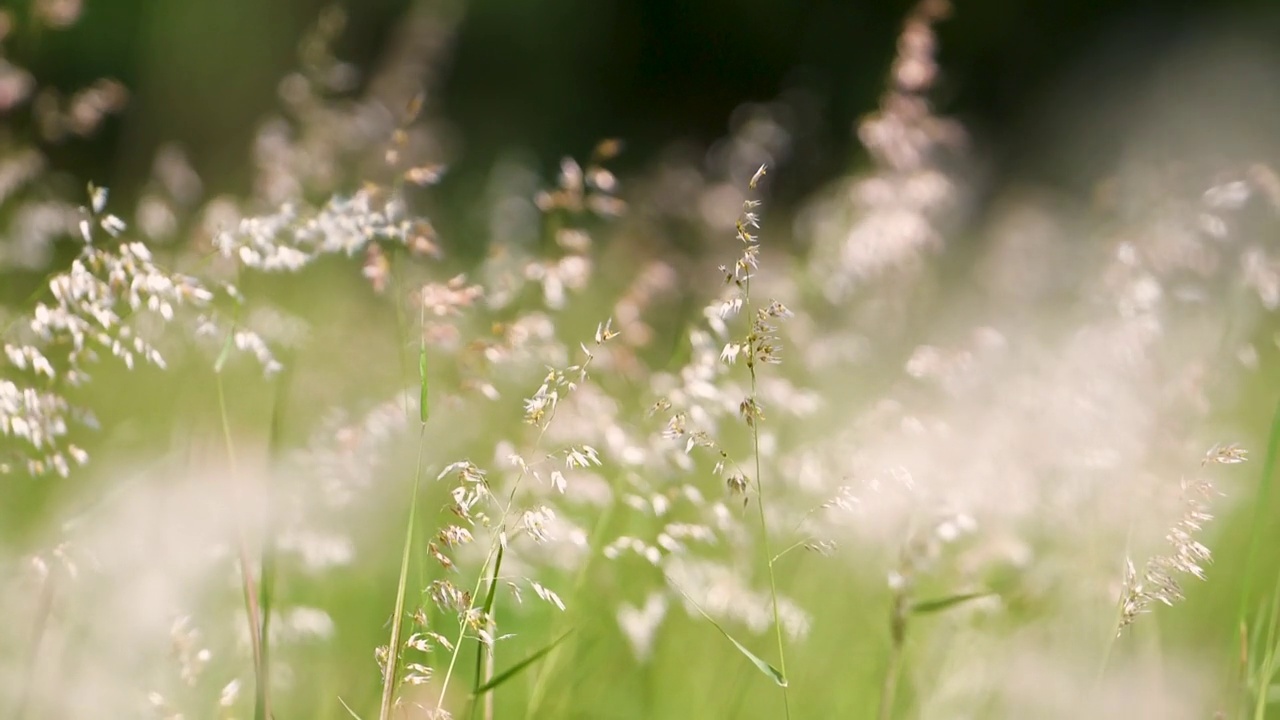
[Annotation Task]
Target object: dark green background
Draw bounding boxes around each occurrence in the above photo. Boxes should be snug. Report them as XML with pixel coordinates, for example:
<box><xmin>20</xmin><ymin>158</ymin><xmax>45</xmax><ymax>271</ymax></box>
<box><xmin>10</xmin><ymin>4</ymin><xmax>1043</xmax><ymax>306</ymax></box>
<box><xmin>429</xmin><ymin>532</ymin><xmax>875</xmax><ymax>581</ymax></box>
<box><xmin>8</xmin><ymin>0</ymin><xmax>1280</xmax><ymax>238</ymax></box>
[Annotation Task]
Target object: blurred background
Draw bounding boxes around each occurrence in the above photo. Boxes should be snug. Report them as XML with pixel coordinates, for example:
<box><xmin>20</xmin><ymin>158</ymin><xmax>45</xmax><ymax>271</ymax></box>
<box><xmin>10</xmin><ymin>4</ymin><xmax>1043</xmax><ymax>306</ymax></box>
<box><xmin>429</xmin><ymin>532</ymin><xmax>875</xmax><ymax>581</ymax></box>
<box><xmin>7</xmin><ymin>0</ymin><xmax>1280</xmax><ymax>245</ymax></box>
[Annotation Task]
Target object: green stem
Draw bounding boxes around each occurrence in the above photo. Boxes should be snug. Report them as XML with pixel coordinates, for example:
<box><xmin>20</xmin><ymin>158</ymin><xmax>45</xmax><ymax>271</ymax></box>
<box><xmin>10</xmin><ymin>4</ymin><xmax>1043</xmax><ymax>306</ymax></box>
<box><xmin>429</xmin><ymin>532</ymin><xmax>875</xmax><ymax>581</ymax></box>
<box><xmin>435</xmin><ymin>541</ymin><xmax>503</xmax><ymax>714</ymax></box>
<box><xmin>216</xmin><ymin>371</ymin><xmax>269</xmax><ymax>720</ymax></box>
<box><xmin>878</xmin><ymin>596</ymin><xmax>907</xmax><ymax>720</ymax></box>
<box><xmin>1251</xmin><ymin>574</ymin><xmax>1280</xmax><ymax>720</ymax></box>
<box><xmin>1239</xmin><ymin>395</ymin><xmax>1280</xmax><ymax>621</ymax></box>
<box><xmin>471</xmin><ymin>545</ymin><xmax>504</xmax><ymax>720</ymax></box>
<box><xmin>747</xmin><ymin>338</ymin><xmax>790</xmax><ymax>717</ymax></box>
<box><xmin>378</xmin><ymin>425</ymin><xmax>428</xmax><ymax>720</ymax></box>
<box><xmin>524</xmin><ymin>497</ymin><xmax>618</xmax><ymax>718</ymax></box>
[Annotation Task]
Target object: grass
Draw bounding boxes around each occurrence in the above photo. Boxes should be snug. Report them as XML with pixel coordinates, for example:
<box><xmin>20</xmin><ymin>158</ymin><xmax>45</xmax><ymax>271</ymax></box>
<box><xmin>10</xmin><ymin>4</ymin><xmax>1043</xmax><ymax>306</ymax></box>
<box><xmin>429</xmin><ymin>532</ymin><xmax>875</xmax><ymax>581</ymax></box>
<box><xmin>2</xmin><ymin>1</ymin><xmax>1280</xmax><ymax>719</ymax></box>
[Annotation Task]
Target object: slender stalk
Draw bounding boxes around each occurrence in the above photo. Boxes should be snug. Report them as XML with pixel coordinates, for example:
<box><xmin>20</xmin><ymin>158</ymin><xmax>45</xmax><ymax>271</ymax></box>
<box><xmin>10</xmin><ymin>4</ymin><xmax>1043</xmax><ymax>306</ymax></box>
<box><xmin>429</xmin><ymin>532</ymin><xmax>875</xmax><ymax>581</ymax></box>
<box><xmin>1239</xmin><ymin>395</ymin><xmax>1280</xmax><ymax>620</ymax></box>
<box><xmin>258</xmin><ymin>361</ymin><xmax>290</xmax><ymax>720</ymax></box>
<box><xmin>524</xmin><ymin>498</ymin><xmax>617</xmax><ymax>718</ymax></box>
<box><xmin>216</xmin><ymin>372</ymin><xmax>269</xmax><ymax>720</ymax></box>
<box><xmin>378</xmin><ymin>424</ymin><xmax>428</xmax><ymax>720</ymax></box>
<box><xmin>435</xmin><ymin>541</ymin><xmax>503</xmax><ymax>714</ymax></box>
<box><xmin>1229</xmin><ymin>395</ymin><xmax>1280</xmax><ymax>718</ymax></box>
<box><xmin>434</xmin><ymin>422</ymin><xmax>545</xmax><ymax>713</ymax></box>
<box><xmin>1251</xmin><ymin>574</ymin><xmax>1280</xmax><ymax>720</ymax></box>
<box><xmin>471</xmin><ymin>546</ymin><xmax>504</xmax><ymax>720</ymax></box>
<box><xmin>744</xmin><ymin>280</ymin><xmax>791</xmax><ymax>719</ymax></box>
<box><xmin>877</xmin><ymin>595</ymin><xmax>907</xmax><ymax>720</ymax></box>
<box><xmin>451</xmin><ymin>344</ymin><xmax>601</xmax><ymax>717</ymax></box>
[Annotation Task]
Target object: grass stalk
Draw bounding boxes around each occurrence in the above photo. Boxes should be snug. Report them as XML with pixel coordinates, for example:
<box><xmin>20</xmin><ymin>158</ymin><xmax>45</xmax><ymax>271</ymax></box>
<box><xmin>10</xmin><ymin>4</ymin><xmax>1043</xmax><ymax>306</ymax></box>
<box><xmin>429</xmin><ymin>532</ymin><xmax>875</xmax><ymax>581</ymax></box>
<box><xmin>1238</xmin><ymin>395</ymin><xmax>1280</xmax><ymax>620</ymax></box>
<box><xmin>215</xmin><ymin>368</ymin><xmax>270</xmax><ymax>720</ymax></box>
<box><xmin>471</xmin><ymin>544</ymin><xmax>504</xmax><ymax>720</ymax></box>
<box><xmin>749</xmin><ymin>364</ymin><xmax>791</xmax><ymax>718</ymax></box>
<box><xmin>524</xmin><ymin>497</ymin><xmax>617</xmax><ymax>718</ymax></box>
<box><xmin>742</xmin><ymin>230</ymin><xmax>791</xmax><ymax>717</ymax></box>
<box><xmin>377</xmin><ymin>424</ymin><xmax>428</xmax><ymax>720</ymax></box>
<box><xmin>877</xmin><ymin>597</ymin><xmax>907</xmax><ymax>720</ymax></box>
<box><xmin>1228</xmin><ymin>394</ymin><xmax>1280</xmax><ymax>717</ymax></box>
<box><xmin>1250</xmin><ymin>573</ymin><xmax>1280</xmax><ymax>720</ymax></box>
<box><xmin>434</xmin><ymin>540</ymin><xmax>503</xmax><ymax>715</ymax></box>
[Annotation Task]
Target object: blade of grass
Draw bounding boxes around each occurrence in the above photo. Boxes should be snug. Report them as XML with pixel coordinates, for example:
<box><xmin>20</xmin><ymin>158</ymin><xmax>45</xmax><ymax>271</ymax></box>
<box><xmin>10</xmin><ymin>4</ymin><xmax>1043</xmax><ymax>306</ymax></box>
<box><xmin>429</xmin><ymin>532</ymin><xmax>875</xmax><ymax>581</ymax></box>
<box><xmin>216</xmin><ymin>360</ymin><xmax>268</xmax><ymax>720</ymax></box>
<box><xmin>525</xmin><ymin>498</ymin><xmax>618</xmax><ymax>718</ymax></box>
<box><xmin>472</xmin><ymin>629</ymin><xmax>574</xmax><ymax>697</ymax></box>
<box><xmin>377</xmin><ymin>430</ymin><xmax>426</xmax><ymax>720</ymax></box>
<box><xmin>419</xmin><ymin>343</ymin><xmax>430</xmax><ymax>423</ymax></box>
<box><xmin>671</xmin><ymin>581</ymin><xmax>787</xmax><ymax>687</ymax></box>
<box><xmin>1252</xmin><ymin>575</ymin><xmax>1280</xmax><ymax>720</ymax></box>
<box><xmin>1233</xmin><ymin>395</ymin><xmax>1280</xmax><ymax>717</ymax></box>
<box><xmin>377</xmin><ymin>339</ymin><xmax>431</xmax><ymax>720</ymax></box>
<box><xmin>910</xmin><ymin>591</ymin><xmax>993</xmax><ymax>616</ymax></box>
<box><xmin>257</xmin><ymin>358</ymin><xmax>291</xmax><ymax>720</ymax></box>
<box><xmin>338</xmin><ymin>696</ymin><xmax>366</xmax><ymax>720</ymax></box>
<box><xmin>1240</xmin><ymin>395</ymin><xmax>1280</xmax><ymax>617</ymax></box>
<box><xmin>471</xmin><ymin>543</ymin><xmax>505</xmax><ymax>720</ymax></box>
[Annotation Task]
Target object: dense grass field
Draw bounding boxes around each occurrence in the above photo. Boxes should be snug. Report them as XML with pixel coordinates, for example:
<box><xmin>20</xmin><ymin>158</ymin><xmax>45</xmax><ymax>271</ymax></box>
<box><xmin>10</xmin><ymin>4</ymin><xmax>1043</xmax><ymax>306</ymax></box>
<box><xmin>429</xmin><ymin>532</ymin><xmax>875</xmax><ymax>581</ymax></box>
<box><xmin>3</xmin><ymin>1</ymin><xmax>1280</xmax><ymax>718</ymax></box>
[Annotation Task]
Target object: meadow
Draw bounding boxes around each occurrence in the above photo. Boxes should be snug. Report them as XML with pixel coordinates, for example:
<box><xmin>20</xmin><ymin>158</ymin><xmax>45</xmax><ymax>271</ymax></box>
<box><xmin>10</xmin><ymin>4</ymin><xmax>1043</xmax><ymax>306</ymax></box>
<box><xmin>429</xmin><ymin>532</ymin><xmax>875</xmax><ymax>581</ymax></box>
<box><xmin>1</xmin><ymin>1</ymin><xmax>1279</xmax><ymax>718</ymax></box>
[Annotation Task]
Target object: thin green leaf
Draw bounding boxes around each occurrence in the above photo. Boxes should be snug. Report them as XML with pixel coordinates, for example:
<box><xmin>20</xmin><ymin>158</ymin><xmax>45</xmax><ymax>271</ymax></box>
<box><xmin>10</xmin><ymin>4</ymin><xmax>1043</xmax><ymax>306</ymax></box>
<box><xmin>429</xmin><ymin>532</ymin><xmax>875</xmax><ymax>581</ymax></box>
<box><xmin>338</xmin><ymin>696</ymin><xmax>366</xmax><ymax>720</ymax></box>
<box><xmin>472</xmin><ymin>543</ymin><xmax>505</xmax><ymax>699</ymax></box>
<box><xmin>418</xmin><ymin>343</ymin><xmax>429</xmax><ymax>423</ymax></box>
<box><xmin>673</xmin><ymin>584</ymin><xmax>786</xmax><ymax>687</ymax></box>
<box><xmin>257</xmin><ymin>362</ymin><xmax>290</xmax><ymax>720</ymax></box>
<box><xmin>379</xmin><ymin>432</ymin><xmax>427</xmax><ymax>720</ymax></box>
<box><xmin>910</xmin><ymin>591</ymin><xmax>994</xmax><ymax>616</ymax></box>
<box><xmin>480</xmin><ymin>544</ymin><xmax>504</xmax><ymax>618</ymax></box>
<box><xmin>472</xmin><ymin>629</ymin><xmax>574</xmax><ymax>697</ymax></box>
<box><xmin>214</xmin><ymin>329</ymin><xmax>235</xmax><ymax>374</ymax></box>
<box><xmin>1240</xmin><ymin>396</ymin><xmax>1280</xmax><ymax>620</ymax></box>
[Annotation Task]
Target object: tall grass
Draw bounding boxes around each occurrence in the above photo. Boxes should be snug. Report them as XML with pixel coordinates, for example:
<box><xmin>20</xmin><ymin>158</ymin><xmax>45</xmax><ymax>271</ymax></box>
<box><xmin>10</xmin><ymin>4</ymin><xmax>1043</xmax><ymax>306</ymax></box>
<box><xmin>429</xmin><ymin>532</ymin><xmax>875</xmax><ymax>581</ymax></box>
<box><xmin>1</xmin><ymin>1</ymin><xmax>1279</xmax><ymax>718</ymax></box>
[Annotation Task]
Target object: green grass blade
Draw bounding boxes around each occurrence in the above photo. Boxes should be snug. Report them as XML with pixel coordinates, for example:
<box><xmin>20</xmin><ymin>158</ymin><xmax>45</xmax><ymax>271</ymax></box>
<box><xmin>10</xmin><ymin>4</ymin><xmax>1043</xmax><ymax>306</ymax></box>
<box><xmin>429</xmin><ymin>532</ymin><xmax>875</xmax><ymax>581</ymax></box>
<box><xmin>216</xmin><ymin>369</ymin><xmax>268</xmax><ymax>720</ymax></box>
<box><xmin>673</xmin><ymin>583</ymin><xmax>787</xmax><ymax>687</ymax></box>
<box><xmin>214</xmin><ymin>326</ymin><xmax>235</xmax><ymax>373</ymax></box>
<box><xmin>472</xmin><ymin>629</ymin><xmax>574</xmax><ymax>697</ymax></box>
<box><xmin>378</xmin><ymin>430</ymin><xmax>427</xmax><ymax>720</ymax></box>
<box><xmin>910</xmin><ymin>591</ymin><xmax>994</xmax><ymax>616</ymax></box>
<box><xmin>419</xmin><ymin>343</ymin><xmax>429</xmax><ymax>423</ymax></box>
<box><xmin>256</xmin><ymin>361</ymin><xmax>290</xmax><ymax>720</ymax></box>
<box><xmin>1240</xmin><ymin>395</ymin><xmax>1280</xmax><ymax>618</ymax></box>
<box><xmin>471</xmin><ymin>543</ymin><xmax>506</xmax><ymax>719</ymax></box>
<box><xmin>338</xmin><ymin>696</ymin><xmax>366</xmax><ymax>720</ymax></box>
